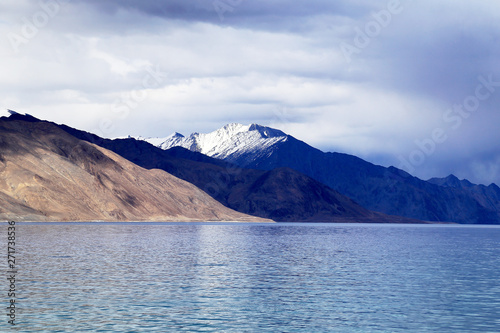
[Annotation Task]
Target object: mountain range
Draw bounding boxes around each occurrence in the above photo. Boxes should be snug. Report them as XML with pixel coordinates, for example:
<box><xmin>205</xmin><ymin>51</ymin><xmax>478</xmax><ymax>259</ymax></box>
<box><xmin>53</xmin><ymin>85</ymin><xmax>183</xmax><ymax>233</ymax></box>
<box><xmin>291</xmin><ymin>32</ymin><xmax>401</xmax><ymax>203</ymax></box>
<box><xmin>2</xmin><ymin>113</ymin><xmax>497</xmax><ymax>224</ymax></box>
<box><xmin>140</xmin><ymin>123</ymin><xmax>500</xmax><ymax>224</ymax></box>
<box><xmin>1</xmin><ymin>113</ymin><xmax>418</xmax><ymax>223</ymax></box>
<box><xmin>0</xmin><ymin>115</ymin><xmax>266</xmax><ymax>222</ymax></box>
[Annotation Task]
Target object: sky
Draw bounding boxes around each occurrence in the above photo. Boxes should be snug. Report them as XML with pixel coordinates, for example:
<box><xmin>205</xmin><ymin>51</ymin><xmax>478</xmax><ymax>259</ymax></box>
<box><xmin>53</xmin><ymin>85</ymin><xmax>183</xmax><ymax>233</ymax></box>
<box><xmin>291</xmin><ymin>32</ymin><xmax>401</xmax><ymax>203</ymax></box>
<box><xmin>1</xmin><ymin>0</ymin><xmax>500</xmax><ymax>185</ymax></box>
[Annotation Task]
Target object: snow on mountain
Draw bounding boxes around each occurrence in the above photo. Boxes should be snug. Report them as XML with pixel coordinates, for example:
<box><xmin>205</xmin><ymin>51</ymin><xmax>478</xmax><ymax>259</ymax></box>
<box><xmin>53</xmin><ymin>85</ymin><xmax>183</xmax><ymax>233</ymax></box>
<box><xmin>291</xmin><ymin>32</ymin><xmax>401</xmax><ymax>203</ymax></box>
<box><xmin>133</xmin><ymin>133</ymin><xmax>185</xmax><ymax>149</ymax></box>
<box><xmin>139</xmin><ymin>123</ymin><xmax>289</xmax><ymax>163</ymax></box>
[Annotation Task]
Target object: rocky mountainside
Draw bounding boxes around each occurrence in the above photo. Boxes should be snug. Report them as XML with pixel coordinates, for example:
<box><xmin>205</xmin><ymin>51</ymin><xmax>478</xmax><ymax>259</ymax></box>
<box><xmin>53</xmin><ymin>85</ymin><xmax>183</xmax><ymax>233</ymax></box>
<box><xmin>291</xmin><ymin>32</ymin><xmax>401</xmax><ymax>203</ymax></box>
<box><xmin>34</xmin><ymin>115</ymin><xmax>420</xmax><ymax>223</ymax></box>
<box><xmin>152</xmin><ymin>123</ymin><xmax>500</xmax><ymax>224</ymax></box>
<box><xmin>0</xmin><ymin>116</ymin><xmax>266</xmax><ymax>222</ymax></box>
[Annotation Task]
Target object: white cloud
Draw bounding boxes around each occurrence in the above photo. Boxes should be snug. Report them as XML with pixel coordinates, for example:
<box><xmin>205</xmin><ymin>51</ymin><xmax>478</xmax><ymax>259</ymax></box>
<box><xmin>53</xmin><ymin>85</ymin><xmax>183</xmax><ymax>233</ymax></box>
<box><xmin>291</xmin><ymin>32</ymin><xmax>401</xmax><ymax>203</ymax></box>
<box><xmin>0</xmin><ymin>0</ymin><xmax>499</xmax><ymax>185</ymax></box>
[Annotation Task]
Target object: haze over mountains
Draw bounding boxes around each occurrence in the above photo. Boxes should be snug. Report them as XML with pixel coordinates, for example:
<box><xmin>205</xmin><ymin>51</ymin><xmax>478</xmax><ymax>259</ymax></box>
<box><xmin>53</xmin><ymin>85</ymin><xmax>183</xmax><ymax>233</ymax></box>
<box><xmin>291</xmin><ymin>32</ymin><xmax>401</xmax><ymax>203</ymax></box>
<box><xmin>142</xmin><ymin>123</ymin><xmax>500</xmax><ymax>224</ymax></box>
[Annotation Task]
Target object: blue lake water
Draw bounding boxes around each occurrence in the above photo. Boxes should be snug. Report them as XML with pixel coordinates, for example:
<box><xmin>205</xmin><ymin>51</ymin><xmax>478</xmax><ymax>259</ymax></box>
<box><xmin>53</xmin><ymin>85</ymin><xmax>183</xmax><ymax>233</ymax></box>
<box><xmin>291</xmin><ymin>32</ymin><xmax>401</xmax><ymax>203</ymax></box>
<box><xmin>3</xmin><ymin>223</ymin><xmax>500</xmax><ymax>332</ymax></box>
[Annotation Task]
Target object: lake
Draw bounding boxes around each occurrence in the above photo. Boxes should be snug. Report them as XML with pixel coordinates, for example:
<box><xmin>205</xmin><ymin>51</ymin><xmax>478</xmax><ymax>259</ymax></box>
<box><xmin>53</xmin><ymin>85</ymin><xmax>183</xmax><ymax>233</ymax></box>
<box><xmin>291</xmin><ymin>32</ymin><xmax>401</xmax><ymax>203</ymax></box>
<box><xmin>4</xmin><ymin>223</ymin><xmax>500</xmax><ymax>332</ymax></box>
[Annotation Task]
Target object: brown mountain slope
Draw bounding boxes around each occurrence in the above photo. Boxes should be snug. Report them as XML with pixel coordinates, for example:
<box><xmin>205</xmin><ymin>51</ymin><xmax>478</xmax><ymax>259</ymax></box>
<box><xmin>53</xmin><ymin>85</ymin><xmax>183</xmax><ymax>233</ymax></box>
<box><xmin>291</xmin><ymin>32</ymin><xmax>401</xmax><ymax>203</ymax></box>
<box><xmin>0</xmin><ymin>118</ymin><xmax>267</xmax><ymax>222</ymax></box>
<box><xmin>50</xmin><ymin>117</ymin><xmax>424</xmax><ymax>223</ymax></box>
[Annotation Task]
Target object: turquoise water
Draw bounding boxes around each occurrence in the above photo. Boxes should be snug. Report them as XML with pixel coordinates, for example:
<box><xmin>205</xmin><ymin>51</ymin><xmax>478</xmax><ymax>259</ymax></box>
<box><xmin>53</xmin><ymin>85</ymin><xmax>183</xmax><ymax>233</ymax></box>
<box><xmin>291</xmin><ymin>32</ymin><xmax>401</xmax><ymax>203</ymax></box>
<box><xmin>4</xmin><ymin>223</ymin><xmax>500</xmax><ymax>332</ymax></box>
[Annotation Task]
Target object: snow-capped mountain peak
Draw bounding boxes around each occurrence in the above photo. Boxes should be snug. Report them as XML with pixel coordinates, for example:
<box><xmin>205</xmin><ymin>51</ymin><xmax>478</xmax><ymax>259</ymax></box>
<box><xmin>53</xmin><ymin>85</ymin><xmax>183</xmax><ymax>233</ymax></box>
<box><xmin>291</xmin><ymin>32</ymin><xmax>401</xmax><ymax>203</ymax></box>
<box><xmin>138</xmin><ymin>123</ymin><xmax>289</xmax><ymax>162</ymax></box>
<box><xmin>133</xmin><ymin>132</ymin><xmax>185</xmax><ymax>149</ymax></box>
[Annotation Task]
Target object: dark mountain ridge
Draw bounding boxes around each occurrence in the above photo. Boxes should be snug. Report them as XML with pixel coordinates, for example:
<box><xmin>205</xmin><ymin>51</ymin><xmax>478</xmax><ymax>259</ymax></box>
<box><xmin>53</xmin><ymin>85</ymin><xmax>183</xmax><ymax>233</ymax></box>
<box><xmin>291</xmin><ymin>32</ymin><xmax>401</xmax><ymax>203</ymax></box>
<box><xmin>5</xmin><ymin>114</ymin><xmax>422</xmax><ymax>223</ymax></box>
<box><xmin>158</xmin><ymin>123</ymin><xmax>500</xmax><ymax>224</ymax></box>
<box><xmin>241</xmin><ymin>132</ymin><xmax>500</xmax><ymax>224</ymax></box>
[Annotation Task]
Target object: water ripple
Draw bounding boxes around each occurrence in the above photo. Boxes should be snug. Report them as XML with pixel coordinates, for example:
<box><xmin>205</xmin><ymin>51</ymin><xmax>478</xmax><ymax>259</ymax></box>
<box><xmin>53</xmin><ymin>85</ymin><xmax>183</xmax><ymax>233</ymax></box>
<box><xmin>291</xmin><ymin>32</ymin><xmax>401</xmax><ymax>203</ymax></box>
<box><xmin>4</xmin><ymin>223</ymin><xmax>499</xmax><ymax>332</ymax></box>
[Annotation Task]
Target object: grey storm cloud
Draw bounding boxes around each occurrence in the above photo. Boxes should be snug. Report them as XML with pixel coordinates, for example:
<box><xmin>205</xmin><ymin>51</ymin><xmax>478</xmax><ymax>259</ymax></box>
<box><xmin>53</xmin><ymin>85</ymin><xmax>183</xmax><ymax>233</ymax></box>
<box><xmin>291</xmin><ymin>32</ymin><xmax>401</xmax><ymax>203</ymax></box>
<box><xmin>71</xmin><ymin>0</ymin><xmax>377</xmax><ymax>31</ymax></box>
<box><xmin>1</xmin><ymin>0</ymin><xmax>500</xmax><ymax>185</ymax></box>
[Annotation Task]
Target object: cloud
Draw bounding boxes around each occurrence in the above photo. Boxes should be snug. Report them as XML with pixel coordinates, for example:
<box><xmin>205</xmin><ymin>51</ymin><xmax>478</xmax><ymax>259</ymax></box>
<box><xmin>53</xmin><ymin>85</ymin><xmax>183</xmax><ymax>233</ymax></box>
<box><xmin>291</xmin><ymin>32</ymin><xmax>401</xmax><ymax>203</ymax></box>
<box><xmin>70</xmin><ymin>0</ymin><xmax>371</xmax><ymax>27</ymax></box>
<box><xmin>1</xmin><ymin>0</ymin><xmax>500</xmax><ymax>185</ymax></box>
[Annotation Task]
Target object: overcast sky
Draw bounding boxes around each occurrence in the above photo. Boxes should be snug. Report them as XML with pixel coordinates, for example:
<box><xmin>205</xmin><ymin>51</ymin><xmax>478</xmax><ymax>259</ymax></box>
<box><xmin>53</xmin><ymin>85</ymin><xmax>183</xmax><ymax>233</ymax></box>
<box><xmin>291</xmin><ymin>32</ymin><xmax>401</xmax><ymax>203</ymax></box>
<box><xmin>1</xmin><ymin>0</ymin><xmax>500</xmax><ymax>185</ymax></box>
